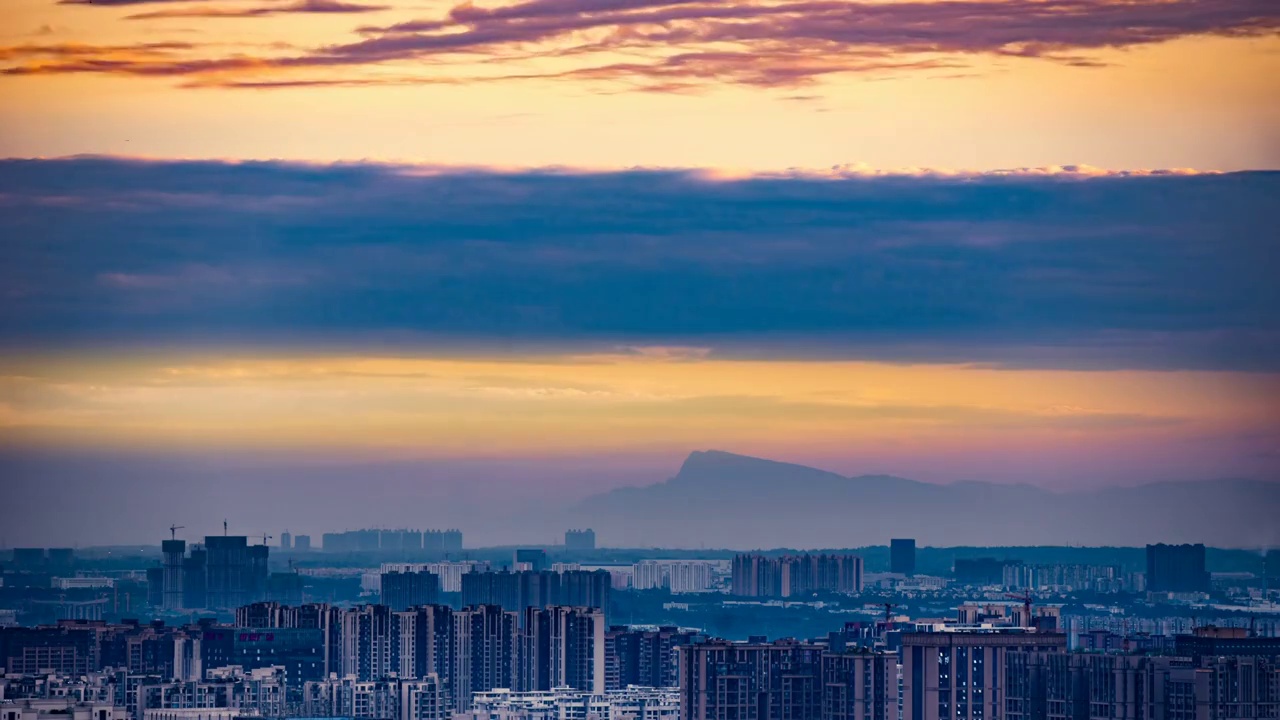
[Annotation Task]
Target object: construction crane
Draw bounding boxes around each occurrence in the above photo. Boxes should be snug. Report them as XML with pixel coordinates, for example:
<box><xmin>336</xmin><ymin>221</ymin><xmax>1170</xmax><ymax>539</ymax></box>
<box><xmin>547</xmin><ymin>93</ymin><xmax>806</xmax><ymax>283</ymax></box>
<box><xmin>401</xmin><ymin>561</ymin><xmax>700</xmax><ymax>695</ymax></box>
<box><xmin>883</xmin><ymin>602</ymin><xmax>897</xmax><ymax>630</ymax></box>
<box><xmin>1006</xmin><ymin>592</ymin><xmax>1033</xmax><ymax>628</ymax></box>
<box><xmin>259</xmin><ymin>533</ymin><xmax>272</xmax><ymax>546</ymax></box>
<box><xmin>169</xmin><ymin>524</ymin><xmax>185</xmax><ymax>541</ymax></box>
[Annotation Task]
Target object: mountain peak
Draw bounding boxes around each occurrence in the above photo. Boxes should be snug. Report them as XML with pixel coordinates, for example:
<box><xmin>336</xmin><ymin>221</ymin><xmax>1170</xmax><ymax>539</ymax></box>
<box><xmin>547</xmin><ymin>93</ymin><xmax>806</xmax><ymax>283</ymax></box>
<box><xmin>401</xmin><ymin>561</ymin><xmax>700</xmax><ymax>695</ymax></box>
<box><xmin>675</xmin><ymin>450</ymin><xmax>846</xmax><ymax>484</ymax></box>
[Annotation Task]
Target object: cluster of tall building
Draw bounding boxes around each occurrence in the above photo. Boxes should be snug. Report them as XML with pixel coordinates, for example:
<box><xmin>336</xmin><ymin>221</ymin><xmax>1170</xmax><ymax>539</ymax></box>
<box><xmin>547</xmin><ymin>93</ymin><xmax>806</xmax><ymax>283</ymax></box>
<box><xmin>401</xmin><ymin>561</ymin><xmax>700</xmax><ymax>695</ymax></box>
<box><xmin>319</xmin><ymin>530</ymin><xmax>463</xmax><ymax>555</ymax></box>
<box><xmin>380</xmin><ymin>562</ymin><xmax>489</xmax><ymax>594</ymax></box>
<box><xmin>1002</xmin><ymin>562</ymin><xmax>1133</xmax><ymax>592</ymax></box>
<box><xmin>459</xmin><ymin>569</ymin><xmax>611</xmax><ymax>612</ymax></box>
<box><xmin>149</xmin><ymin>536</ymin><xmax>275</xmax><ymax>611</ymax></box>
<box><xmin>631</xmin><ymin>561</ymin><xmax>715</xmax><ymax>593</ymax></box>
<box><xmin>563</xmin><ymin>530</ymin><xmax>596</xmax><ymax>552</ymax></box>
<box><xmin>730</xmin><ymin>553</ymin><xmax>864</xmax><ymax>597</ymax></box>
<box><xmin>320</xmin><ymin>527</ymin><xmax>465</xmax><ymax>556</ymax></box>
<box><xmin>679</xmin><ymin>638</ymin><xmax>897</xmax><ymax>720</ymax></box>
<box><xmin>605</xmin><ymin>625</ymin><xmax>706</xmax><ymax>690</ymax></box>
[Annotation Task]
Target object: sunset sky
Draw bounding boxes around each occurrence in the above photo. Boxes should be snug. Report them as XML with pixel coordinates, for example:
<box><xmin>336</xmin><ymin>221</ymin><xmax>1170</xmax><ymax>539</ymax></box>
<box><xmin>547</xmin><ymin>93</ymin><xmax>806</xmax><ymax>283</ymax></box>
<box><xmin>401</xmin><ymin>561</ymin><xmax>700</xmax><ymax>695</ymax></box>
<box><xmin>0</xmin><ymin>0</ymin><xmax>1277</xmax><ymax>544</ymax></box>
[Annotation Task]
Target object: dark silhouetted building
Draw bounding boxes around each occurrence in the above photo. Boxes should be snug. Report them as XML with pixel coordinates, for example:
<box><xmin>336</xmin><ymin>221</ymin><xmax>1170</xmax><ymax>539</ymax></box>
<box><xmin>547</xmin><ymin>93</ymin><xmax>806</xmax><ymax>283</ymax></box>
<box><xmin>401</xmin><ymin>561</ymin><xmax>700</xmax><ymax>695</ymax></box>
<box><xmin>294</xmin><ymin>535</ymin><xmax>311</xmax><ymax>552</ymax></box>
<box><xmin>204</xmin><ymin>536</ymin><xmax>266</xmax><ymax>609</ymax></box>
<box><xmin>515</xmin><ymin>549</ymin><xmax>548</xmax><ymax>572</ymax></box>
<box><xmin>423</xmin><ymin>529</ymin><xmax>463</xmax><ymax>557</ymax></box>
<box><xmin>268</xmin><ymin>572</ymin><xmax>304</xmax><ymax>605</ymax></box>
<box><xmin>183</xmin><ymin>544</ymin><xmax>208</xmax><ymax>609</ymax></box>
<box><xmin>891</xmin><ymin>539</ymin><xmax>916</xmax><ymax>576</ymax></box>
<box><xmin>161</xmin><ymin>540</ymin><xmax>186</xmax><ymax>610</ymax></box>
<box><xmin>1146</xmin><ymin>543</ymin><xmax>1209</xmax><ymax>593</ymax></box>
<box><xmin>953</xmin><ymin>557</ymin><xmax>1020</xmax><ymax>585</ymax></box>
<box><xmin>12</xmin><ymin>549</ymin><xmax>47</xmax><ymax>570</ymax></box>
<box><xmin>381</xmin><ymin>570</ymin><xmax>441</xmax><ymax>611</ymax></box>
<box><xmin>564</xmin><ymin>529</ymin><xmax>596</xmax><ymax>552</ymax></box>
<box><xmin>461</xmin><ymin>569</ymin><xmax>610</xmax><ymax>616</ymax></box>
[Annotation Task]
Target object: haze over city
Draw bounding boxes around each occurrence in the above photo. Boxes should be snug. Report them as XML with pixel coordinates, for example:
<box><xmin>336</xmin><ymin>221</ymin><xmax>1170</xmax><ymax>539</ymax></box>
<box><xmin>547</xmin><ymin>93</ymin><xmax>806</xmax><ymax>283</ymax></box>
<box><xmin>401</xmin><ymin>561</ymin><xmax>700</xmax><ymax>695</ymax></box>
<box><xmin>3</xmin><ymin>0</ymin><xmax>1280</xmax><ymax>716</ymax></box>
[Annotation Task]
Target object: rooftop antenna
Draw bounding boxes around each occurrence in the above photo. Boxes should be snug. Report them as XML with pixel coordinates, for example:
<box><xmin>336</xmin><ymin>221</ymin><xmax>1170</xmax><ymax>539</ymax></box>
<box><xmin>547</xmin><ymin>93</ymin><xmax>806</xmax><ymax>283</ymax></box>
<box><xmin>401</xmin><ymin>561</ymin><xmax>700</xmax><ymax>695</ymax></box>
<box><xmin>169</xmin><ymin>525</ymin><xmax>185</xmax><ymax>541</ymax></box>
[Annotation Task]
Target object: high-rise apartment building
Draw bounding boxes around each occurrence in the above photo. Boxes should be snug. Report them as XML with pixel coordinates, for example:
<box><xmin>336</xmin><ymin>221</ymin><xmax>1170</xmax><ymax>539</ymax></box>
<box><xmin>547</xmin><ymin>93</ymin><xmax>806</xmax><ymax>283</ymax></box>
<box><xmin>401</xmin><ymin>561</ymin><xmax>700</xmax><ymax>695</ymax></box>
<box><xmin>731</xmin><ymin>553</ymin><xmax>863</xmax><ymax>597</ymax></box>
<box><xmin>821</xmin><ymin>650</ymin><xmax>897</xmax><ymax>720</ymax></box>
<box><xmin>160</xmin><ymin>540</ymin><xmax>186</xmax><ymax>611</ymax></box>
<box><xmin>900</xmin><ymin>629</ymin><xmax>1067</xmax><ymax>720</ymax></box>
<box><xmin>890</xmin><ymin>539</ymin><xmax>916</xmax><ymax>576</ymax></box>
<box><xmin>382</xmin><ymin>561</ymin><xmax>489</xmax><ymax>593</ymax></box>
<box><xmin>279</xmin><ymin>532</ymin><xmax>291</xmax><ymax>551</ymax></box>
<box><xmin>633</xmin><ymin>560</ymin><xmax>715</xmax><ymax>593</ymax></box>
<box><xmin>520</xmin><ymin>606</ymin><xmax>605</xmax><ymax>695</ymax></box>
<box><xmin>423</xmin><ymin>530</ymin><xmax>463</xmax><ymax>557</ymax></box>
<box><xmin>1005</xmin><ymin>650</ymin><xmax>1280</xmax><ymax>720</ymax></box>
<box><xmin>152</xmin><ymin>535</ymin><xmax>266</xmax><ymax>610</ymax></box>
<box><xmin>460</xmin><ymin>570</ymin><xmax>610</xmax><ymax>616</ymax></box>
<box><xmin>679</xmin><ymin>639</ymin><xmax>896</xmax><ymax>720</ymax></box>
<box><xmin>394</xmin><ymin>605</ymin><xmax>455</xmax><ymax>687</ymax></box>
<box><xmin>381</xmin><ymin>571</ymin><xmax>441</xmax><ymax>611</ymax></box>
<box><xmin>294</xmin><ymin>535</ymin><xmax>311</xmax><ymax>552</ymax></box>
<box><xmin>564</xmin><ymin>529</ymin><xmax>597</xmax><ymax>552</ymax></box>
<box><xmin>605</xmin><ymin>625</ymin><xmax>707</xmax><ymax>690</ymax></box>
<box><xmin>952</xmin><ymin>557</ymin><xmax>1020</xmax><ymax>585</ymax></box>
<box><xmin>453</xmin><ymin>605</ymin><xmax>519</xmax><ymax>711</ymax></box>
<box><xmin>678</xmin><ymin>639</ymin><xmax>824</xmax><ymax>719</ymax></box>
<box><xmin>204</xmin><ymin>536</ymin><xmax>266</xmax><ymax>610</ymax></box>
<box><xmin>1146</xmin><ymin>543</ymin><xmax>1209</xmax><ymax>593</ymax></box>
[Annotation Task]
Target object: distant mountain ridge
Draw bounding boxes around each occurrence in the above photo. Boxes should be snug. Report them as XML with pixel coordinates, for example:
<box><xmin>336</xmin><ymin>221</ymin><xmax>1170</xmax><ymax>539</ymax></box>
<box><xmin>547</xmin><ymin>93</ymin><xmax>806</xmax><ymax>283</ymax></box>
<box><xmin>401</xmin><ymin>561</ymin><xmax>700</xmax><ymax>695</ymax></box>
<box><xmin>570</xmin><ymin>450</ymin><xmax>1280</xmax><ymax>549</ymax></box>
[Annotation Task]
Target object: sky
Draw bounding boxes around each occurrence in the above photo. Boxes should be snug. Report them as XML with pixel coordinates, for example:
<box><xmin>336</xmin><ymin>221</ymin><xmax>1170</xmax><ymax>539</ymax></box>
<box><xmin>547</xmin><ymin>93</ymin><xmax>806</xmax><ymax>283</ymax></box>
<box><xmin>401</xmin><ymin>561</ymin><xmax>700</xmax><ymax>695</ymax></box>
<box><xmin>0</xmin><ymin>0</ymin><xmax>1277</xmax><ymax>546</ymax></box>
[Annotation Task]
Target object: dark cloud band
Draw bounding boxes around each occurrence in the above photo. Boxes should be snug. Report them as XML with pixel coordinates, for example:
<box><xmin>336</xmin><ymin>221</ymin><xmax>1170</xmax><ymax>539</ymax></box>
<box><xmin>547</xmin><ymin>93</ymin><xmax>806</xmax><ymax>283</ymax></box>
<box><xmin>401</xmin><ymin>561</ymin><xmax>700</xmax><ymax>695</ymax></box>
<box><xmin>0</xmin><ymin>157</ymin><xmax>1276</xmax><ymax>370</ymax></box>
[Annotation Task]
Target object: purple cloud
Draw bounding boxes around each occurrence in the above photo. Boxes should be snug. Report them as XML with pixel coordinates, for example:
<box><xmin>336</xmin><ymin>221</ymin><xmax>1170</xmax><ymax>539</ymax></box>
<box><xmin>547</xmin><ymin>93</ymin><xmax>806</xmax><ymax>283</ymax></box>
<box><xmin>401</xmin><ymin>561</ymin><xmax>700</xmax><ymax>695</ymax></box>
<box><xmin>127</xmin><ymin>0</ymin><xmax>389</xmax><ymax>19</ymax></box>
<box><xmin>8</xmin><ymin>0</ymin><xmax>1279</xmax><ymax>88</ymax></box>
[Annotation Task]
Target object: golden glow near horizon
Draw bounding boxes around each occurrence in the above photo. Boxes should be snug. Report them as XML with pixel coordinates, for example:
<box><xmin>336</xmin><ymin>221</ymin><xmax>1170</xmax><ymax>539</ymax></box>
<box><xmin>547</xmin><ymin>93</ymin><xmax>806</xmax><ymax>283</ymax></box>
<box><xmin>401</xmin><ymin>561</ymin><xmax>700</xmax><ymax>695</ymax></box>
<box><xmin>2</xmin><ymin>351</ymin><xmax>1277</xmax><ymax>458</ymax></box>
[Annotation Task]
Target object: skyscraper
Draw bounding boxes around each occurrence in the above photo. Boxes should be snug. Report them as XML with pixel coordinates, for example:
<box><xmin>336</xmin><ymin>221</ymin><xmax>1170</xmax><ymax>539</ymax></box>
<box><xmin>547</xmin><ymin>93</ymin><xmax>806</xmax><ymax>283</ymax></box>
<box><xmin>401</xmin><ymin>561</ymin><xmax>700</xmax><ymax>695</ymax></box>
<box><xmin>205</xmin><ymin>536</ymin><xmax>258</xmax><ymax>609</ymax></box>
<box><xmin>381</xmin><ymin>571</ymin><xmax>441</xmax><ymax>611</ymax></box>
<box><xmin>564</xmin><ymin>529</ymin><xmax>596</xmax><ymax>552</ymax></box>
<box><xmin>1146</xmin><ymin>543</ymin><xmax>1209</xmax><ymax>593</ymax></box>
<box><xmin>453</xmin><ymin>605</ymin><xmax>518</xmax><ymax>711</ymax></box>
<box><xmin>520</xmin><ymin>606</ymin><xmax>605</xmax><ymax>694</ymax></box>
<box><xmin>161</xmin><ymin>540</ymin><xmax>186</xmax><ymax>610</ymax></box>
<box><xmin>890</xmin><ymin>538</ymin><xmax>916</xmax><ymax>576</ymax></box>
